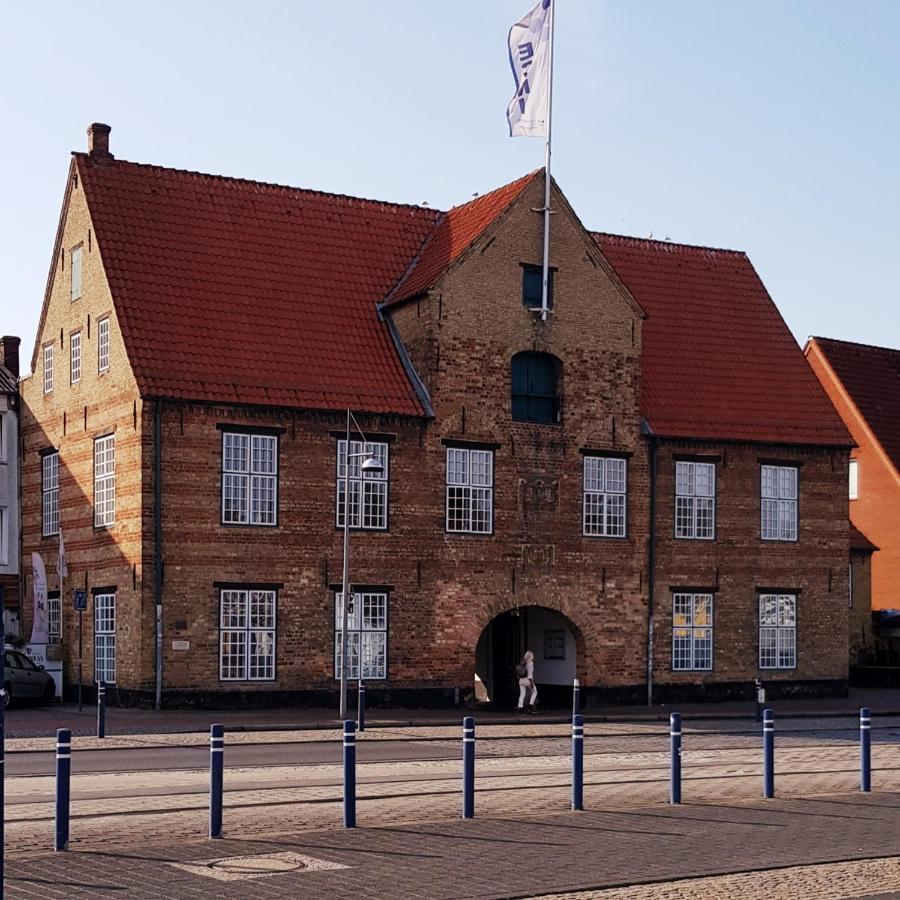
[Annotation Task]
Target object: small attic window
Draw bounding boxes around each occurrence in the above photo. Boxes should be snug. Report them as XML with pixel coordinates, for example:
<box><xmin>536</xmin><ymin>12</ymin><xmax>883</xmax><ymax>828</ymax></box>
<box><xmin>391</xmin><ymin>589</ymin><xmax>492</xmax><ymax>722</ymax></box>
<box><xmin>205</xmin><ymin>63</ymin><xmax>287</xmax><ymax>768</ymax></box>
<box><xmin>71</xmin><ymin>246</ymin><xmax>83</xmax><ymax>301</ymax></box>
<box><xmin>522</xmin><ymin>264</ymin><xmax>554</xmax><ymax>310</ymax></box>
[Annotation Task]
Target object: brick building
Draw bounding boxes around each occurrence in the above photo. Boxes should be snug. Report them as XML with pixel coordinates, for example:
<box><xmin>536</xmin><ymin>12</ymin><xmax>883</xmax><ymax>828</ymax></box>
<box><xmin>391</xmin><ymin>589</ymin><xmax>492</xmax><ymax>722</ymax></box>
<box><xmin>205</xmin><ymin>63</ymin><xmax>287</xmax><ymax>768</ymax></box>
<box><xmin>1</xmin><ymin>335</ymin><xmax>21</xmax><ymax>635</ymax></box>
<box><xmin>19</xmin><ymin>124</ymin><xmax>853</xmax><ymax>708</ymax></box>
<box><xmin>805</xmin><ymin>338</ymin><xmax>900</xmax><ymax>612</ymax></box>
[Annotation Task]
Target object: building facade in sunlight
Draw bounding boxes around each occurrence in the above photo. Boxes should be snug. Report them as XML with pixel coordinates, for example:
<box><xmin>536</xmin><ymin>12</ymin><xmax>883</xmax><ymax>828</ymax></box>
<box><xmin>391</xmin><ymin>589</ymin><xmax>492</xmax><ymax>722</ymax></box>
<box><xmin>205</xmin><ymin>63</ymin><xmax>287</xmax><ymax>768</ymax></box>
<box><xmin>19</xmin><ymin>124</ymin><xmax>855</xmax><ymax>707</ymax></box>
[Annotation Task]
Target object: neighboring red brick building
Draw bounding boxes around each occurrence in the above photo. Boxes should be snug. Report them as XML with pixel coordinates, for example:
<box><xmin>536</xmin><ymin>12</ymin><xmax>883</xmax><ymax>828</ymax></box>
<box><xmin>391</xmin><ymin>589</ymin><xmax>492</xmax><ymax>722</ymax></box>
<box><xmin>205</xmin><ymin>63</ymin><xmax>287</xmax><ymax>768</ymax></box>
<box><xmin>19</xmin><ymin>124</ymin><xmax>853</xmax><ymax>708</ymax></box>
<box><xmin>805</xmin><ymin>338</ymin><xmax>900</xmax><ymax>612</ymax></box>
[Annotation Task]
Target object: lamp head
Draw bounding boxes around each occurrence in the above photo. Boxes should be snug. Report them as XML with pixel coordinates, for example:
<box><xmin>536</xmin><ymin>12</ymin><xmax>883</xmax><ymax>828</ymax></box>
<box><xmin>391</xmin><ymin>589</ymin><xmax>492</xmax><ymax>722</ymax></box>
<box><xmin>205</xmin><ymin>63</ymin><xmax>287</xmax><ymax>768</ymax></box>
<box><xmin>361</xmin><ymin>456</ymin><xmax>384</xmax><ymax>474</ymax></box>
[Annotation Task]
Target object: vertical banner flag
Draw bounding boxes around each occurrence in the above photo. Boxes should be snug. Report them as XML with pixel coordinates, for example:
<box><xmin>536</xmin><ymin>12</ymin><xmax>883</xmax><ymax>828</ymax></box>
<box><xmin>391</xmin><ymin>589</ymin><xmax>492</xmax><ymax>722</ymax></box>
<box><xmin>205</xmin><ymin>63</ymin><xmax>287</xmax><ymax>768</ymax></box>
<box><xmin>507</xmin><ymin>0</ymin><xmax>552</xmax><ymax>137</ymax></box>
<box><xmin>57</xmin><ymin>526</ymin><xmax>68</xmax><ymax>581</ymax></box>
<box><xmin>31</xmin><ymin>552</ymin><xmax>49</xmax><ymax>645</ymax></box>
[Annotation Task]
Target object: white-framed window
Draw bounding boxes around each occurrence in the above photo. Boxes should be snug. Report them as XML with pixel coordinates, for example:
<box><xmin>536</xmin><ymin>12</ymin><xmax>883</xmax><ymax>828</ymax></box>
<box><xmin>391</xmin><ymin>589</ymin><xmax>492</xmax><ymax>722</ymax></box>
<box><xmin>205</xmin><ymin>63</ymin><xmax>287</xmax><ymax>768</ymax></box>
<box><xmin>71</xmin><ymin>246</ymin><xmax>82</xmax><ymax>300</ymax></box>
<box><xmin>98</xmin><ymin>317</ymin><xmax>110</xmax><ymax>373</ymax></box>
<box><xmin>849</xmin><ymin>459</ymin><xmax>858</xmax><ymax>500</ymax></box>
<box><xmin>582</xmin><ymin>455</ymin><xmax>626</xmax><ymax>537</ymax></box>
<box><xmin>759</xmin><ymin>593</ymin><xmax>797</xmax><ymax>669</ymax></box>
<box><xmin>94</xmin><ymin>435</ymin><xmax>115</xmax><ymax>527</ymax></box>
<box><xmin>42</xmin><ymin>451</ymin><xmax>60</xmax><ymax>537</ymax></box>
<box><xmin>672</xmin><ymin>592</ymin><xmax>713</xmax><ymax>670</ymax></box>
<box><xmin>0</xmin><ymin>412</ymin><xmax>6</xmax><ymax>462</ymax></box>
<box><xmin>334</xmin><ymin>590</ymin><xmax>388</xmax><ymax>680</ymax></box>
<box><xmin>48</xmin><ymin>593</ymin><xmax>61</xmax><ymax>645</ymax></box>
<box><xmin>221</xmin><ymin>432</ymin><xmax>278</xmax><ymax>526</ymax></box>
<box><xmin>446</xmin><ymin>447</ymin><xmax>493</xmax><ymax>534</ymax></box>
<box><xmin>70</xmin><ymin>332</ymin><xmax>81</xmax><ymax>384</ymax></box>
<box><xmin>94</xmin><ymin>592</ymin><xmax>116</xmax><ymax>684</ymax></box>
<box><xmin>219</xmin><ymin>588</ymin><xmax>277</xmax><ymax>681</ymax></box>
<box><xmin>675</xmin><ymin>461</ymin><xmax>715</xmax><ymax>539</ymax></box>
<box><xmin>0</xmin><ymin>508</ymin><xmax>6</xmax><ymax>566</ymax></box>
<box><xmin>335</xmin><ymin>439</ymin><xmax>388</xmax><ymax>530</ymax></box>
<box><xmin>761</xmin><ymin>465</ymin><xmax>798</xmax><ymax>541</ymax></box>
<box><xmin>43</xmin><ymin>344</ymin><xmax>54</xmax><ymax>394</ymax></box>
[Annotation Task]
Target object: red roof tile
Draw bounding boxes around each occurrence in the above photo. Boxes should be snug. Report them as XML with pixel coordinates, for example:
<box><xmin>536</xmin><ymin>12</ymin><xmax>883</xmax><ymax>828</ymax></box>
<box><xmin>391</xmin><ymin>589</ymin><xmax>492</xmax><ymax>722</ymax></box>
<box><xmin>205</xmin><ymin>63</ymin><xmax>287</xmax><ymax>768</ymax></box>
<box><xmin>76</xmin><ymin>154</ymin><xmax>441</xmax><ymax>415</ymax></box>
<box><xmin>593</xmin><ymin>233</ymin><xmax>852</xmax><ymax>446</ymax></box>
<box><xmin>810</xmin><ymin>337</ymin><xmax>900</xmax><ymax>473</ymax></box>
<box><xmin>387</xmin><ymin>171</ymin><xmax>540</xmax><ymax>305</ymax></box>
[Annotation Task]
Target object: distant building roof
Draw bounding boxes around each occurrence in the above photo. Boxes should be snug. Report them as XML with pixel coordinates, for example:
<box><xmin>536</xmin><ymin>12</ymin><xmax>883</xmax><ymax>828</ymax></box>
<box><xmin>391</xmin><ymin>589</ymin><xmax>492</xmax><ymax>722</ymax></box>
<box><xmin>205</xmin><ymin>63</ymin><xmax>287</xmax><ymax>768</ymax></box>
<box><xmin>593</xmin><ymin>233</ymin><xmax>852</xmax><ymax>447</ymax></box>
<box><xmin>809</xmin><ymin>337</ymin><xmax>900</xmax><ymax>473</ymax></box>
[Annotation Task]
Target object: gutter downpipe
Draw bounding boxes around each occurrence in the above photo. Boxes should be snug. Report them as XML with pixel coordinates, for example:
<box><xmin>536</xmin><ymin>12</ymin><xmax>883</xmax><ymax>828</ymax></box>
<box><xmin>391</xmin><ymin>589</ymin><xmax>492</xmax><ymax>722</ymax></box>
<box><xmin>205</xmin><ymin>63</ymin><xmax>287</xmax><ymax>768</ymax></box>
<box><xmin>643</xmin><ymin>419</ymin><xmax>658</xmax><ymax>707</ymax></box>
<box><xmin>154</xmin><ymin>399</ymin><xmax>163</xmax><ymax>711</ymax></box>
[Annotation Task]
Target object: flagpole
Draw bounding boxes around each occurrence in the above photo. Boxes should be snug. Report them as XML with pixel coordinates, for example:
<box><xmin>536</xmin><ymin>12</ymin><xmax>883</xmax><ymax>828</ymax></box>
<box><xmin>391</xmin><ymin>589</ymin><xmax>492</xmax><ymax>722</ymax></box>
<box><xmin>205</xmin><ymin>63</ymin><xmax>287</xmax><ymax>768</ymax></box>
<box><xmin>539</xmin><ymin>0</ymin><xmax>555</xmax><ymax>322</ymax></box>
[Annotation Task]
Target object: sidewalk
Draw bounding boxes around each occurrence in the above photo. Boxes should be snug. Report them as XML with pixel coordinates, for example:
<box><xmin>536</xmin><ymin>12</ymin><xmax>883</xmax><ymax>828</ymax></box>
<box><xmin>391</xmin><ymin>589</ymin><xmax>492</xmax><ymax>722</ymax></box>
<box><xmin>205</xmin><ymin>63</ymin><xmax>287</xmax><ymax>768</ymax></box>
<box><xmin>6</xmin><ymin>687</ymin><xmax>900</xmax><ymax>739</ymax></box>
<box><xmin>6</xmin><ymin>792</ymin><xmax>900</xmax><ymax>898</ymax></box>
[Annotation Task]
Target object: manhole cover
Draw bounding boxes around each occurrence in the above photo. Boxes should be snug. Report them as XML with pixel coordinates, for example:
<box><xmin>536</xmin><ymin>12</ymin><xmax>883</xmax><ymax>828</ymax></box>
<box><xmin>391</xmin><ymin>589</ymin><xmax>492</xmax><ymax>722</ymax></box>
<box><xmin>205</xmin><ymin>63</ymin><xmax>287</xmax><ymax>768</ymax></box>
<box><xmin>170</xmin><ymin>851</ymin><xmax>348</xmax><ymax>882</ymax></box>
<box><xmin>209</xmin><ymin>856</ymin><xmax>308</xmax><ymax>875</ymax></box>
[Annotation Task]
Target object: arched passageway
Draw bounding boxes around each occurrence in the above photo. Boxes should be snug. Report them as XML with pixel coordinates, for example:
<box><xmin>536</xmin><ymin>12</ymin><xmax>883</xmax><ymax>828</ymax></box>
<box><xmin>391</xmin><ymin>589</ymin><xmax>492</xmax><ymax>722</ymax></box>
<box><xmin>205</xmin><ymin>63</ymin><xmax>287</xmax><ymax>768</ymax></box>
<box><xmin>474</xmin><ymin>606</ymin><xmax>579</xmax><ymax>709</ymax></box>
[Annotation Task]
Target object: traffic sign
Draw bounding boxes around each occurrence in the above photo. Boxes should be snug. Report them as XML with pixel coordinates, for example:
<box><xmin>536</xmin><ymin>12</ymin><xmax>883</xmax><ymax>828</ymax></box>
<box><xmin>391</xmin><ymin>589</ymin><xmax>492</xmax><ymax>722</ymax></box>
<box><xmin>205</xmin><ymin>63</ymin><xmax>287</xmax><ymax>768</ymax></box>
<box><xmin>73</xmin><ymin>589</ymin><xmax>88</xmax><ymax>611</ymax></box>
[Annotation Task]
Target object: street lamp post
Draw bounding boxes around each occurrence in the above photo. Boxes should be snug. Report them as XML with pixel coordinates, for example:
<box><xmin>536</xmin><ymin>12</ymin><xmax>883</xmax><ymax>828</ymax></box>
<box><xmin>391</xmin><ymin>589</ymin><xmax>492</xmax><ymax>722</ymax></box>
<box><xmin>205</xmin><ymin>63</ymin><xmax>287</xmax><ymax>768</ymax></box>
<box><xmin>339</xmin><ymin>408</ymin><xmax>384</xmax><ymax>721</ymax></box>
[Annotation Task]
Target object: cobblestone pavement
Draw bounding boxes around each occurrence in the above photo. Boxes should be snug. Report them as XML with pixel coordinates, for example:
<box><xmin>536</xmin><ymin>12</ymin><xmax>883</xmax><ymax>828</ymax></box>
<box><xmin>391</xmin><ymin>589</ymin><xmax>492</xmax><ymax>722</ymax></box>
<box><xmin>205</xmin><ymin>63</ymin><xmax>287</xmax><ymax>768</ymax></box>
<box><xmin>537</xmin><ymin>857</ymin><xmax>900</xmax><ymax>899</ymax></box>
<box><xmin>7</xmin><ymin>794</ymin><xmax>900</xmax><ymax>898</ymax></box>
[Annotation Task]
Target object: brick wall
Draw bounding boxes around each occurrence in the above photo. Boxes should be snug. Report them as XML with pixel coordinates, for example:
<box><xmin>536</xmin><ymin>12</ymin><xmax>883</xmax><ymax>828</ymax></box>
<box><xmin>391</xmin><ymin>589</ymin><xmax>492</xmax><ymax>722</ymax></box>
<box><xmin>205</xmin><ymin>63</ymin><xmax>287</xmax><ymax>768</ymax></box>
<box><xmin>20</xmin><ymin>162</ymin><xmax>149</xmax><ymax>692</ymax></box>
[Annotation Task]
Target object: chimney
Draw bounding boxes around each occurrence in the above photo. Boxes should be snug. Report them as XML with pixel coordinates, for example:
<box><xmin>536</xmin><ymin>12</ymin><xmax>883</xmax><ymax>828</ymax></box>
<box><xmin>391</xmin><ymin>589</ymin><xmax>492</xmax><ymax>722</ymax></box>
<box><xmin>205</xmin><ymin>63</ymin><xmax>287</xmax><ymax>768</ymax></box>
<box><xmin>0</xmin><ymin>335</ymin><xmax>20</xmax><ymax>379</ymax></box>
<box><xmin>87</xmin><ymin>123</ymin><xmax>113</xmax><ymax>162</ymax></box>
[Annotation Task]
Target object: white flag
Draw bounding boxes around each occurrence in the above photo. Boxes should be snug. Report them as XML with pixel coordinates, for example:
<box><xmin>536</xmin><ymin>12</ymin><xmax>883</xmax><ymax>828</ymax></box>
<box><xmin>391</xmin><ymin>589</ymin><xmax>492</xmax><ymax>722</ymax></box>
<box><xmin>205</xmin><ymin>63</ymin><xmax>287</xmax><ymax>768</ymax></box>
<box><xmin>507</xmin><ymin>0</ymin><xmax>553</xmax><ymax>137</ymax></box>
<box><xmin>30</xmin><ymin>552</ymin><xmax>49</xmax><ymax>645</ymax></box>
<box><xmin>57</xmin><ymin>527</ymin><xmax>68</xmax><ymax>581</ymax></box>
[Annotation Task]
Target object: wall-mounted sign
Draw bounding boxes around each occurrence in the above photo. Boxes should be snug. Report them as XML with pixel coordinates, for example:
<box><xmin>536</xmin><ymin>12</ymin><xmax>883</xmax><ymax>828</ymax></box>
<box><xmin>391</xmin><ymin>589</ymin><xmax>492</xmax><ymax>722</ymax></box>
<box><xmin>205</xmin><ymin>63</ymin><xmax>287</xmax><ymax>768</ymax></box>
<box><xmin>172</xmin><ymin>640</ymin><xmax>190</xmax><ymax>651</ymax></box>
<box><xmin>73</xmin><ymin>589</ymin><xmax>88</xmax><ymax>611</ymax></box>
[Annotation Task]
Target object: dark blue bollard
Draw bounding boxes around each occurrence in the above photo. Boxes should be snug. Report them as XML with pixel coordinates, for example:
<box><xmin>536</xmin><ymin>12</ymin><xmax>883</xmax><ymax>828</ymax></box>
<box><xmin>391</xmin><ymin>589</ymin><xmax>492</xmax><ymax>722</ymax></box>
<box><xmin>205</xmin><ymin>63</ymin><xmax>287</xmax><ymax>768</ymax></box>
<box><xmin>462</xmin><ymin>716</ymin><xmax>475</xmax><ymax>819</ymax></box>
<box><xmin>209</xmin><ymin>724</ymin><xmax>224</xmax><ymax>838</ymax></box>
<box><xmin>860</xmin><ymin>707</ymin><xmax>871</xmax><ymax>793</ymax></box>
<box><xmin>96</xmin><ymin>681</ymin><xmax>106</xmax><ymax>739</ymax></box>
<box><xmin>55</xmin><ymin>728</ymin><xmax>71</xmax><ymax>851</ymax></box>
<box><xmin>572</xmin><ymin>714</ymin><xmax>584</xmax><ymax>811</ymax></box>
<box><xmin>357</xmin><ymin>683</ymin><xmax>366</xmax><ymax>733</ymax></box>
<box><xmin>343</xmin><ymin>719</ymin><xmax>356</xmax><ymax>828</ymax></box>
<box><xmin>763</xmin><ymin>708</ymin><xmax>775</xmax><ymax>799</ymax></box>
<box><xmin>669</xmin><ymin>712</ymin><xmax>682</xmax><ymax>804</ymax></box>
<box><xmin>572</xmin><ymin>678</ymin><xmax>580</xmax><ymax>717</ymax></box>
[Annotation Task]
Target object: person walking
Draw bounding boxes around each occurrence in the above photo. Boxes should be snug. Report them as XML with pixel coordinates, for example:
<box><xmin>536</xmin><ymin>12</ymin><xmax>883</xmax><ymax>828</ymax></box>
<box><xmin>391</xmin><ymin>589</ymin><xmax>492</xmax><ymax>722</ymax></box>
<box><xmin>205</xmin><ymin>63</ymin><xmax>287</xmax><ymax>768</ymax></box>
<box><xmin>515</xmin><ymin>650</ymin><xmax>538</xmax><ymax>715</ymax></box>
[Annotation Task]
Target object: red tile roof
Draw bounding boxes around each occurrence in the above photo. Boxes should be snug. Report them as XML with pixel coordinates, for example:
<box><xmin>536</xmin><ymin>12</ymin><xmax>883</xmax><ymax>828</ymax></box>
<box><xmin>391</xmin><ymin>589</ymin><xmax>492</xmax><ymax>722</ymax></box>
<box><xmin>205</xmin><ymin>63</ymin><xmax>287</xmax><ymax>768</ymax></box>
<box><xmin>76</xmin><ymin>154</ymin><xmax>441</xmax><ymax>415</ymax></box>
<box><xmin>387</xmin><ymin>171</ymin><xmax>540</xmax><ymax>305</ymax></box>
<box><xmin>593</xmin><ymin>233</ymin><xmax>852</xmax><ymax>446</ymax></box>
<box><xmin>850</xmin><ymin>522</ymin><xmax>879</xmax><ymax>553</ymax></box>
<box><xmin>809</xmin><ymin>337</ymin><xmax>900</xmax><ymax>473</ymax></box>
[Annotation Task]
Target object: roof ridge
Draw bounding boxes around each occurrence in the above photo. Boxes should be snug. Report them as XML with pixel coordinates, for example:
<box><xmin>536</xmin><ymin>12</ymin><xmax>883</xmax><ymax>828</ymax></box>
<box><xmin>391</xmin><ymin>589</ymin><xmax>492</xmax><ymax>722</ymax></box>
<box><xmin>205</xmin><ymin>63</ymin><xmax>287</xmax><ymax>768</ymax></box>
<box><xmin>73</xmin><ymin>152</ymin><xmax>445</xmax><ymax>217</ymax></box>
<box><xmin>811</xmin><ymin>335</ymin><xmax>900</xmax><ymax>355</ymax></box>
<box><xmin>593</xmin><ymin>230</ymin><xmax>747</xmax><ymax>257</ymax></box>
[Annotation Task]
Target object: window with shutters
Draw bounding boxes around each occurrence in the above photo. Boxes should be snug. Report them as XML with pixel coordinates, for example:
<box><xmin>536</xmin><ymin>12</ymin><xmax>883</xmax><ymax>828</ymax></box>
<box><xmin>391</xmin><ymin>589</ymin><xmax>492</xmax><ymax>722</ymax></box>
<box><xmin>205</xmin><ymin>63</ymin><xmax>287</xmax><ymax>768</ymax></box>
<box><xmin>522</xmin><ymin>264</ymin><xmax>554</xmax><ymax>310</ymax></box>
<box><xmin>71</xmin><ymin>246</ymin><xmax>82</xmax><ymax>301</ymax></box>
<box><xmin>511</xmin><ymin>352</ymin><xmax>560</xmax><ymax>424</ymax></box>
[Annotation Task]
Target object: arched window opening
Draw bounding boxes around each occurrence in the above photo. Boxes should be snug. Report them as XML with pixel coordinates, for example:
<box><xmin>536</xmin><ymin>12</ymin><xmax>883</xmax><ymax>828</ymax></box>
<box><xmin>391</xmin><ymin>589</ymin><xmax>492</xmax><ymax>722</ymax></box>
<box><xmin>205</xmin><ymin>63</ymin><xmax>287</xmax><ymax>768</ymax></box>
<box><xmin>511</xmin><ymin>352</ymin><xmax>561</xmax><ymax>424</ymax></box>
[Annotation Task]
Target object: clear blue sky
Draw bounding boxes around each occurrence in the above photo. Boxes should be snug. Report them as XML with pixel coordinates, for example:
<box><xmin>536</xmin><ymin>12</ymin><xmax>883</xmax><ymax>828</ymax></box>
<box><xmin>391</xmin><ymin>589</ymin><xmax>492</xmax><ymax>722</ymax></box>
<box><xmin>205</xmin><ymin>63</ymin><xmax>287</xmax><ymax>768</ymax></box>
<box><xmin>3</xmin><ymin>1</ymin><xmax>898</xmax><ymax>369</ymax></box>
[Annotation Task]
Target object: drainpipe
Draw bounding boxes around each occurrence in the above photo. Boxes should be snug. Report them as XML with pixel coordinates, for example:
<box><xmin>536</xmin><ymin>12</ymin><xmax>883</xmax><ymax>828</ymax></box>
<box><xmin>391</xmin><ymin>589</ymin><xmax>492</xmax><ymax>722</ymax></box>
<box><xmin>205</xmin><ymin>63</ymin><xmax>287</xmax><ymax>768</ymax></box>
<box><xmin>154</xmin><ymin>400</ymin><xmax>163</xmax><ymax>710</ymax></box>
<box><xmin>643</xmin><ymin>419</ymin><xmax>658</xmax><ymax>707</ymax></box>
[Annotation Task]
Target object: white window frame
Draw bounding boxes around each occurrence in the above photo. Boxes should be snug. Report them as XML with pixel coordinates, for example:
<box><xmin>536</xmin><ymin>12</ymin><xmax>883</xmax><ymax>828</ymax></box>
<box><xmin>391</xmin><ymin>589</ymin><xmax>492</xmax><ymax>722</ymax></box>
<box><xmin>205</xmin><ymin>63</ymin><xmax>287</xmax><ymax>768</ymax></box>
<box><xmin>71</xmin><ymin>246</ymin><xmax>82</xmax><ymax>301</ymax></box>
<box><xmin>70</xmin><ymin>331</ymin><xmax>81</xmax><ymax>384</ymax></box>
<box><xmin>0</xmin><ymin>412</ymin><xmax>6</xmax><ymax>463</ymax></box>
<box><xmin>94</xmin><ymin>435</ymin><xmax>115</xmax><ymax>527</ymax></box>
<box><xmin>672</xmin><ymin>592</ymin><xmax>713</xmax><ymax>671</ymax></box>
<box><xmin>334</xmin><ymin>590</ymin><xmax>388</xmax><ymax>681</ymax></box>
<box><xmin>445</xmin><ymin>447</ymin><xmax>494</xmax><ymax>534</ymax></box>
<box><xmin>849</xmin><ymin>459</ymin><xmax>858</xmax><ymax>500</ymax></box>
<box><xmin>761</xmin><ymin>465</ymin><xmax>798</xmax><ymax>541</ymax></box>
<box><xmin>94</xmin><ymin>592</ymin><xmax>116</xmax><ymax>684</ymax></box>
<box><xmin>42</xmin><ymin>451</ymin><xmax>60</xmax><ymax>537</ymax></box>
<box><xmin>48</xmin><ymin>593</ymin><xmax>61</xmax><ymax>645</ymax></box>
<box><xmin>335</xmin><ymin>439</ymin><xmax>389</xmax><ymax>530</ymax></box>
<box><xmin>98</xmin><ymin>317</ymin><xmax>110</xmax><ymax>373</ymax></box>
<box><xmin>759</xmin><ymin>593</ymin><xmax>797</xmax><ymax>669</ymax></box>
<box><xmin>0</xmin><ymin>508</ymin><xmax>6</xmax><ymax>566</ymax></box>
<box><xmin>219</xmin><ymin>588</ymin><xmax>277</xmax><ymax>681</ymax></box>
<box><xmin>43</xmin><ymin>344</ymin><xmax>54</xmax><ymax>394</ymax></box>
<box><xmin>582</xmin><ymin>455</ymin><xmax>627</xmax><ymax>537</ymax></box>
<box><xmin>675</xmin><ymin>461</ymin><xmax>716</xmax><ymax>540</ymax></box>
<box><xmin>221</xmin><ymin>432</ymin><xmax>279</xmax><ymax>526</ymax></box>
